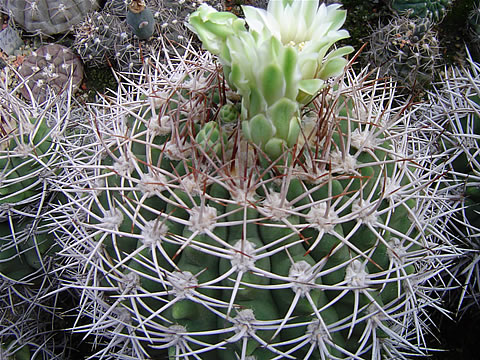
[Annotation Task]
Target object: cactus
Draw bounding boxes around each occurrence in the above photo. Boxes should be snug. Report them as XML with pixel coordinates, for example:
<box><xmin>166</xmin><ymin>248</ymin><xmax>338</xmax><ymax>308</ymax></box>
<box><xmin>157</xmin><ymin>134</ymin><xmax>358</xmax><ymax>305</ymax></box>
<box><xmin>73</xmin><ymin>0</ymin><xmax>209</xmax><ymax>71</ymax></box>
<box><xmin>0</xmin><ymin>80</ymin><xmax>70</xmax><ymax>216</ymax></box>
<box><xmin>103</xmin><ymin>0</ymin><xmax>129</xmax><ymax>18</ymax></box>
<box><xmin>468</xmin><ymin>0</ymin><xmax>480</xmax><ymax>61</ymax></box>
<box><xmin>423</xmin><ymin>48</ymin><xmax>480</xmax><ymax>313</ymax></box>
<box><xmin>0</xmin><ymin>271</ymin><xmax>74</xmax><ymax>360</ymax></box>
<box><xmin>127</xmin><ymin>0</ymin><xmax>155</xmax><ymax>40</ymax></box>
<box><xmin>73</xmin><ymin>11</ymin><xmax>124</xmax><ymax>68</ymax></box>
<box><xmin>365</xmin><ymin>16</ymin><xmax>441</xmax><ymax>90</ymax></box>
<box><xmin>389</xmin><ymin>0</ymin><xmax>452</xmax><ymax>23</ymax></box>
<box><xmin>0</xmin><ymin>0</ymin><xmax>99</xmax><ymax>35</ymax></box>
<box><xmin>53</xmin><ymin>21</ymin><xmax>456</xmax><ymax>359</ymax></box>
<box><xmin>0</xmin><ymin>62</ymin><xmax>88</xmax><ymax>359</ymax></box>
<box><xmin>17</xmin><ymin>44</ymin><xmax>84</xmax><ymax>103</ymax></box>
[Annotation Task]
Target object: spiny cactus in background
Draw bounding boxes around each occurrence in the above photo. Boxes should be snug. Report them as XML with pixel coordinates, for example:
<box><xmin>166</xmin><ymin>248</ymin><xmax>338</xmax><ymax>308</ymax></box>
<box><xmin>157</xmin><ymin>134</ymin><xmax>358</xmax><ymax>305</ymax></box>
<box><xmin>103</xmin><ymin>0</ymin><xmax>129</xmax><ymax>18</ymax></box>
<box><xmin>55</xmin><ymin>14</ymin><xmax>455</xmax><ymax>360</ymax></box>
<box><xmin>0</xmin><ymin>79</ymin><xmax>71</xmax><ymax>217</ymax></box>
<box><xmin>468</xmin><ymin>0</ymin><xmax>480</xmax><ymax>62</ymax></box>
<box><xmin>389</xmin><ymin>0</ymin><xmax>452</xmax><ymax>23</ymax></box>
<box><xmin>423</xmin><ymin>49</ymin><xmax>480</xmax><ymax>313</ymax></box>
<box><xmin>0</xmin><ymin>0</ymin><xmax>99</xmax><ymax>36</ymax></box>
<box><xmin>73</xmin><ymin>11</ymin><xmax>125</xmax><ymax>68</ymax></box>
<box><xmin>0</xmin><ymin>270</ymin><xmax>75</xmax><ymax>360</ymax></box>
<box><xmin>17</xmin><ymin>44</ymin><xmax>84</xmax><ymax>103</ymax></box>
<box><xmin>365</xmin><ymin>16</ymin><xmax>441</xmax><ymax>90</ymax></box>
<box><xmin>0</xmin><ymin>68</ymin><xmax>87</xmax><ymax>359</ymax></box>
<box><xmin>73</xmin><ymin>0</ymin><xmax>223</xmax><ymax>72</ymax></box>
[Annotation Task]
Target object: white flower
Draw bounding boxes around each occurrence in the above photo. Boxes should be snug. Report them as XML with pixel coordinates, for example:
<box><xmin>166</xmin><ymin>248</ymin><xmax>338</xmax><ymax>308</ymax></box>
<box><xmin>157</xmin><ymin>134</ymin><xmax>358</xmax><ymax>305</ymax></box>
<box><xmin>243</xmin><ymin>0</ymin><xmax>354</xmax><ymax>100</ymax></box>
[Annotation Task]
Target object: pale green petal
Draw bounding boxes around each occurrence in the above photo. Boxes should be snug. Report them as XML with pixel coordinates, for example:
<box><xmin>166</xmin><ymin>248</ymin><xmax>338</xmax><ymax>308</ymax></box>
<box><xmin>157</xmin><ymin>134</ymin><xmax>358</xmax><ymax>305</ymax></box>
<box><xmin>248</xmin><ymin>87</ymin><xmax>266</xmax><ymax>117</ymax></box>
<box><xmin>281</xmin><ymin>46</ymin><xmax>301</xmax><ymax>100</ymax></box>
<box><xmin>317</xmin><ymin>45</ymin><xmax>354</xmax><ymax>79</ymax></box>
<box><xmin>318</xmin><ymin>57</ymin><xmax>349</xmax><ymax>80</ymax></box>
<box><xmin>299</xmin><ymin>55</ymin><xmax>318</xmax><ymax>80</ymax></box>
<box><xmin>298</xmin><ymin>79</ymin><xmax>324</xmax><ymax>96</ymax></box>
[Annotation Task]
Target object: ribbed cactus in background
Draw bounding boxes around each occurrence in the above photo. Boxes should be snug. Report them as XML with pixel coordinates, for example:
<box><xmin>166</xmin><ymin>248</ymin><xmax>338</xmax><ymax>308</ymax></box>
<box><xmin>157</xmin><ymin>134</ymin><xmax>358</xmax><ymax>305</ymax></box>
<box><xmin>423</xmin><ymin>49</ymin><xmax>480</xmax><ymax>312</ymax></box>
<box><xmin>53</xmin><ymin>1</ymin><xmax>456</xmax><ymax>359</ymax></box>
<box><xmin>17</xmin><ymin>44</ymin><xmax>84</xmax><ymax>103</ymax></box>
<box><xmin>468</xmin><ymin>0</ymin><xmax>480</xmax><ymax>61</ymax></box>
<box><xmin>0</xmin><ymin>0</ymin><xmax>99</xmax><ymax>35</ymax></box>
<box><xmin>365</xmin><ymin>16</ymin><xmax>441</xmax><ymax>90</ymax></box>
<box><xmin>389</xmin><ymin>0</ymin><xmax>452</xmax><ymax>22</ymax></box>
<box><xmin>0</xmin><ymin>77</ymin><xmax>84</xmax><ymax>359</ymax></box>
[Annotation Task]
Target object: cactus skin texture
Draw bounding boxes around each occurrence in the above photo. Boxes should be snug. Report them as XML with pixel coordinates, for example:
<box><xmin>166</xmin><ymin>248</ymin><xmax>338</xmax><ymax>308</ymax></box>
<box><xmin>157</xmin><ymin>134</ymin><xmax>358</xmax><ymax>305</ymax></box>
<box><xmin>390</xmin><ymin>0</ymin><xmax>452</xmax><ymax>22</ymax></box>
<box><xmin>55</xmin><ymin>38</ymin><xmax>452</xmax><ymax>360</ymax></box>
<box><xmin>0</xmin><ymin>0</ymin><xmax>99</xmax><ymax>35</ymax></box>
<box><xmin>366</xmin><ymin>16</ymin><xmax>441</xmax><ymax>89</ymax></box>
<box><xmin>18</xmin><ymin>44</ymin><xmax>84</xmax><ymax>103</ymax></box>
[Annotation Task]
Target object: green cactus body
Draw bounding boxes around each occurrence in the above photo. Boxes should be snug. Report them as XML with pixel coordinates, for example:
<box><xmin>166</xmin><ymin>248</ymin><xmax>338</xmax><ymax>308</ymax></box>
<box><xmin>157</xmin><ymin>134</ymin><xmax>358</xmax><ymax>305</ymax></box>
<box><xmin>0</xmin><ymin>113</ymin><xmax>59</xmax><ymax>209</ymax></box>
<box><xmin>0</xmin><ymin>219</ymin><xmax>58</xmax><ymax>282</ymax></box>
<box><xmin>390</xmin><ymin>0</ymin><xmax>452</xmax><ymax>22</ymax></box>
<box><xmin>55</xmin><ymin>36</ymin><xmax>451</xmax><ymax>359</ymax></box>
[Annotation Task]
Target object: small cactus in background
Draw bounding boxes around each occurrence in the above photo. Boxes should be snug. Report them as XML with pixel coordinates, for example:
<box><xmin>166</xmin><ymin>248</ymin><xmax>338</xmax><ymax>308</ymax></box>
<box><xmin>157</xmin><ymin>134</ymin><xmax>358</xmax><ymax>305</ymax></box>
<box><xmin>389</xmin><ymin>0</ymin><xmax>453</xmax><ymax>23</ymax></box>
<box><xmin>17</xmin><ymin>44</ymin><xmax>84</xmax><ymax>103</ymax></box>
<box><xmin>73</xmin><ymin>11</ymin><xmax>124</xmax><ymax>68</ymax></box>
<box><xmin>127</xmin><ymin>0</ymin><xmax>155</xmax><ymax>40</ymax></box>
<box><xmin>103</xmin><ymin>0</ymin><xmax>129</xmax><ymax>18</ymax></box>
<box><xmin>53</xmin><ymin>2</ymin><xmax>455</xmax><ymax>358</ymax></box>
<box><xmin>0</xmin><ymin>0</ymin><xmax>99</xmax><ymax>35</ymax></box>
<box><xmin>365</xmin><ymin>16</ymin><xmax>441</xmax><ymax>90</ymax></box>
<box><xmin>73</xmin><ymin>0</ymin><xmax>219</xmax><ymax>71</ymax></box>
